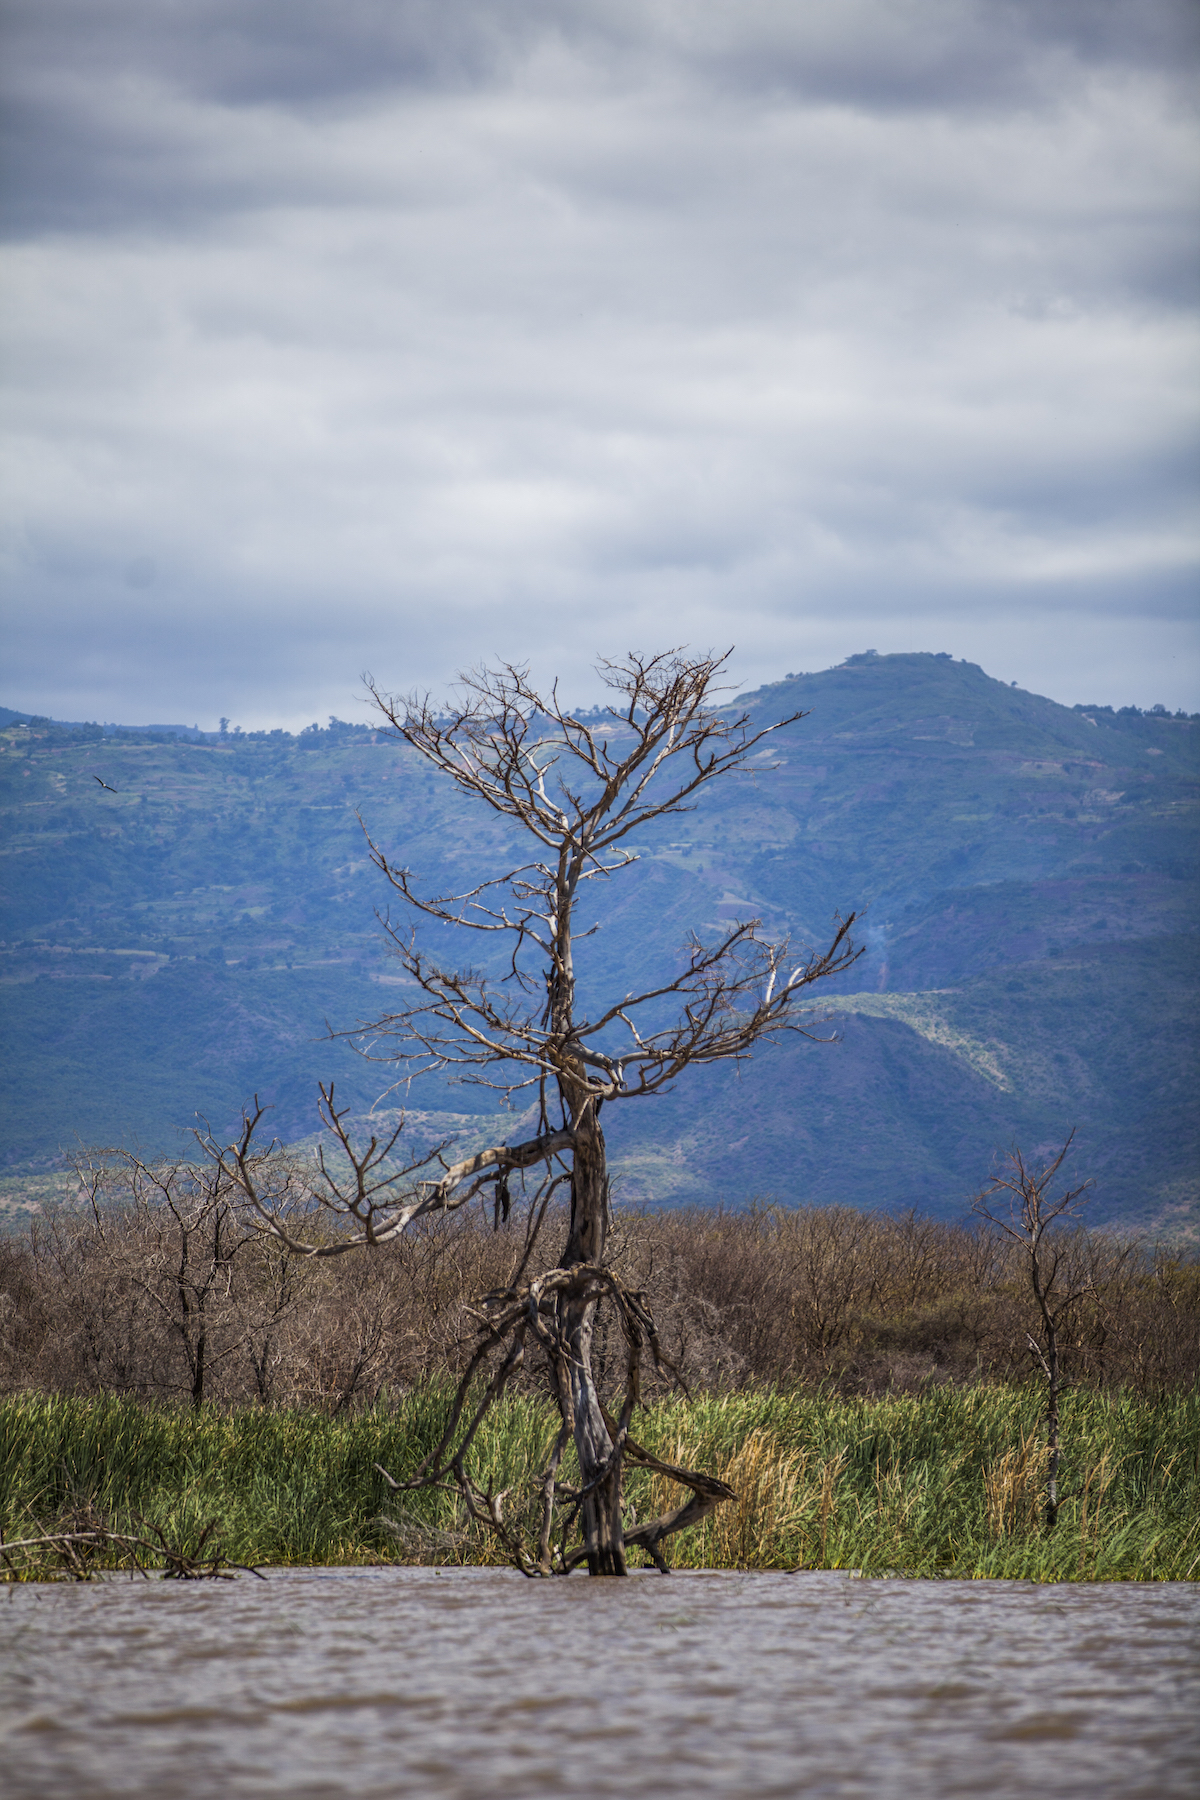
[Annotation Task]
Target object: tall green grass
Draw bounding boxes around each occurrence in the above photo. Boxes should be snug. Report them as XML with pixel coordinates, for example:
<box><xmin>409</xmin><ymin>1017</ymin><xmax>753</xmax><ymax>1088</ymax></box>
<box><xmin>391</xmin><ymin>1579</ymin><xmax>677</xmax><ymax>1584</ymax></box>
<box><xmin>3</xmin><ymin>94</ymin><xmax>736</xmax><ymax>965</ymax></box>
<box><xmin>2</xmin><ymin>1384</ymin><xmax>1197</xmax><ymax>1580</ymax></box>
<box><xmin>628</xmin><ymin>1386</ymin><xmax>1200</xmax><ymax>1580</ymax></box>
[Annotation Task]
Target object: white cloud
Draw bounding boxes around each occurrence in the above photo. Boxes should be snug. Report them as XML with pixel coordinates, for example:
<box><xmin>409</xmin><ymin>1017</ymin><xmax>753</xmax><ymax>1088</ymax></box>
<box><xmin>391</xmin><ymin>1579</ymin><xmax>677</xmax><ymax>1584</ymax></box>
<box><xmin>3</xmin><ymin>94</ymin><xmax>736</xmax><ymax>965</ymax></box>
<box><xmin>1</xmin><ymin>1</ymin><xmax>1197</xmax><ymax>726</ymax></box>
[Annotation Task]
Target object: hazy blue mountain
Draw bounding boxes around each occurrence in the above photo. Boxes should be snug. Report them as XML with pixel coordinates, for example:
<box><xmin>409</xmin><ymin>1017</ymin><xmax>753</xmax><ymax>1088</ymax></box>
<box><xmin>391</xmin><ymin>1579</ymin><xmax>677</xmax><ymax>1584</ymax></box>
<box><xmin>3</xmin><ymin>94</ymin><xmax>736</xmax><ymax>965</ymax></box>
<box><xmin>2</xmin><ymin>653</ymin><xmax>1196</xmax><ymax>1232</ymax></box>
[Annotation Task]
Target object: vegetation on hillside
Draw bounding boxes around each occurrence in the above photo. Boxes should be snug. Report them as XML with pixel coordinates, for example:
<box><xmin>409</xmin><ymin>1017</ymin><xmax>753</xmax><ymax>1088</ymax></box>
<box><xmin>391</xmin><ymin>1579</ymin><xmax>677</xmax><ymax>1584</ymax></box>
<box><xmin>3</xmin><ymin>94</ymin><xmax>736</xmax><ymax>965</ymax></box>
<box><xmin>1</xmin><ymin>652</ymin><xmax>1196</xmax><ymax>1226</ymax></box>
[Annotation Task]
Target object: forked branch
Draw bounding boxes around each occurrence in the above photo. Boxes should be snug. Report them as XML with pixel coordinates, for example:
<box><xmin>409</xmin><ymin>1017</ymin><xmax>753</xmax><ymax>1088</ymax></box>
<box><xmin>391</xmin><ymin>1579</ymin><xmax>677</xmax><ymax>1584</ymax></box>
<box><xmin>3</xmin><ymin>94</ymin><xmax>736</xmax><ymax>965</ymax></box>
<box><xmin>202</xmin><ymin>1085</ymin><xmax>574</xmax><ymax>1258</ymax></box>
<box><xmin>376</xmin><ymin>1264</ymin><xmax>735</xmax><ymax>1576</ymax></box>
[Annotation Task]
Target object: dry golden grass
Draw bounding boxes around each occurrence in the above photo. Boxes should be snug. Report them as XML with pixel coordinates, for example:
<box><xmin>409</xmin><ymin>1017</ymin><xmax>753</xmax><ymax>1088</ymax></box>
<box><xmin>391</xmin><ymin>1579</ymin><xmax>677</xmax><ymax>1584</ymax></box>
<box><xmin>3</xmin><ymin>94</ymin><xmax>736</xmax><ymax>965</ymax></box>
<box><xmin>641</xmin><ymin>1430</ymin><xmax>857</xmax><ymax>1571</ymax></box>
<box><xmin>984</xmin><ymin>1432</ymin><xmax>1047</xmax><ymax>1538</ymax></box>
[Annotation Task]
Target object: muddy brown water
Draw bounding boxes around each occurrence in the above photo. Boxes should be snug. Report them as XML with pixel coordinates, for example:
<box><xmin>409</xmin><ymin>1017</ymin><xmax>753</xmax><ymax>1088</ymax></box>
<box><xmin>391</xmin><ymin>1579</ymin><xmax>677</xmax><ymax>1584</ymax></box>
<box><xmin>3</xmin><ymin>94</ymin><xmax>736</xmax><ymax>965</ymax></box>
<box><xmin>1</xmin><ymin>1567</ymin><xmax>1197</xmax><ymax>1798</ymax></box>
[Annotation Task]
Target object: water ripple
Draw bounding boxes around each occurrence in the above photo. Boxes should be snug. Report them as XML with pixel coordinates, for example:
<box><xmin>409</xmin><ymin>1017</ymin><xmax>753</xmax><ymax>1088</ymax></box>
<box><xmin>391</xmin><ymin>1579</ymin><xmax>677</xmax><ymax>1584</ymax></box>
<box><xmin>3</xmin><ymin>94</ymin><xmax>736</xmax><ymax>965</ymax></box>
<box><xmin>1</xmin><ymin>1568</ymin><xmax>1197</xmax><ymax>1799</ymax></box>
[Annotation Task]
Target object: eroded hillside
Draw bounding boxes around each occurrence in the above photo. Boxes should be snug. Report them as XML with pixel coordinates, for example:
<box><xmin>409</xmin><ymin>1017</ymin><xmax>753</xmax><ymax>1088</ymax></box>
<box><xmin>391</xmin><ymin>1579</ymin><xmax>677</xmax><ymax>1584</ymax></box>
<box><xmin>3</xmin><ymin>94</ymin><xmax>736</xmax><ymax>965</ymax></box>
<box><xmin>2</xmin><ymin>654</ymin><xmax>1196</xmax><ymax>1231</ymax></box>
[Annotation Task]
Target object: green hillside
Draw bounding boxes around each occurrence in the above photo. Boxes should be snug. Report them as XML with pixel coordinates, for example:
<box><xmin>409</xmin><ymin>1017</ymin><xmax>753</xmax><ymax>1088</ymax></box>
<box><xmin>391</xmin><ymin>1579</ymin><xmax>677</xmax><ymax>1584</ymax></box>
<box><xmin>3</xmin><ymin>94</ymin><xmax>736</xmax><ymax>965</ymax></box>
<box><xmin>2</xmin><ymin>654</ymin><xmax>1196</xmax><ymax>1232</ymax></box>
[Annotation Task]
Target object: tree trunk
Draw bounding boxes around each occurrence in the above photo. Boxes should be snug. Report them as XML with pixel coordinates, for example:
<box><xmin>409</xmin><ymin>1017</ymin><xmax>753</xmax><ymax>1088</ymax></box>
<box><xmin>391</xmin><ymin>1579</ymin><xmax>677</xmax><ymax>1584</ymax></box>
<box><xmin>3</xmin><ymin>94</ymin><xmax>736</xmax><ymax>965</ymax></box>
<box><xmin>562</xmin><ymin>1091</ymin><xmax>608</xmax><ymax>1268</ymax></box>
<box><xmin>561</xmin><ymin>1297</ymin><xmax>627</xmax><ymax>1575</ymax></box>
<box><xmin>1044</xmin><ymin>1325</ymin><xmax>1060</xmax><ymax>1531</ymax></box>
<box><xmin>559</xmin><ymin>1088</ymin><xmax>627</xmax><ymax>1574</ymax></box>
<box><xmin>191</xmin><ymin>1321</ymin><xmax>206</xmax><ymax>1410</ymax></box>
<box><xmin>1030</xmin><ymin>1249</ymin><xmax>1061</xmax><ymax>1533</ymax></box>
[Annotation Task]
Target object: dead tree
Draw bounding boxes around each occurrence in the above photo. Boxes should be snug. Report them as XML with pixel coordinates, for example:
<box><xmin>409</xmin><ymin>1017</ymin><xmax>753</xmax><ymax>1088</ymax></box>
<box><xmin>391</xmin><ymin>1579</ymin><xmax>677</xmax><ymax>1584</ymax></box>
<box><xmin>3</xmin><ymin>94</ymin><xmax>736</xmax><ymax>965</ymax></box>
<box><xmin>973</xmin><ymin>1133</ymin><xmax>1093</xmax><ymax>1530</ymax></box>
<box><xmin>209</xmin><ymin>651</ymin><xmax>860</xmax><ymax>1574</ymax></box>
<box><xmin>70</xmin><ymin>1146</ymin><xmax>281</xmax><ymax>1409</ymax></box>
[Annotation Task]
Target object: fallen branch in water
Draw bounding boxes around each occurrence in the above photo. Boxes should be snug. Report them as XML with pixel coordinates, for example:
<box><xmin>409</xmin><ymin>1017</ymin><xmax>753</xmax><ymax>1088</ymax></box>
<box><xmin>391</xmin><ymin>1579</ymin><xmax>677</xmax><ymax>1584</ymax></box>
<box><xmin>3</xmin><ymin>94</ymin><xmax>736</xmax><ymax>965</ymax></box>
<box><xmin>0</xmin><ymin>1513</ymin><xmax>265</xmax><ymax>1583</ymax></box>
<box><xmin>372</xmin><ymin>1509</ymin><xmax>469</xmax><ymax>1560</ymax></box>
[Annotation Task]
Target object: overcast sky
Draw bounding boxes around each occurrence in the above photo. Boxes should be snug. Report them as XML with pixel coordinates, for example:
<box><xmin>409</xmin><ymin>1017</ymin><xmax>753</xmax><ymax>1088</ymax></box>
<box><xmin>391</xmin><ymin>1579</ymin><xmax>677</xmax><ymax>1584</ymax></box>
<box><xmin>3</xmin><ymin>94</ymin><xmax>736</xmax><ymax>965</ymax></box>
<box><xmin>2</xmin><ymin>0</ymin><xmax>1197</xmax><ymax>728</ymax></box>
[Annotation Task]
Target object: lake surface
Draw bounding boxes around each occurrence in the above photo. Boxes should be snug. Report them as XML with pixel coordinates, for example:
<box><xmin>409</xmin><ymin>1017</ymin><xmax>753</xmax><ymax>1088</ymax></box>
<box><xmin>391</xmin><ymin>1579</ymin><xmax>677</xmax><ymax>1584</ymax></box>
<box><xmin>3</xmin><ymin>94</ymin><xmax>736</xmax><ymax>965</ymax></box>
<box><xmin>1</xmin><ymin>1568</ymin><xmax>1197</xmax><ymax>1799</ymax></box>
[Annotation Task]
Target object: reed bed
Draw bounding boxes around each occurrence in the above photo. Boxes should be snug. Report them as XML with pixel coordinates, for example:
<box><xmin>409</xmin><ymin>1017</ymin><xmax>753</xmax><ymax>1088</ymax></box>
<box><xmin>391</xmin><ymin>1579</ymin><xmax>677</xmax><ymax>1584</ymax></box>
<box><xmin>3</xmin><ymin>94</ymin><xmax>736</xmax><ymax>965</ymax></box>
<box><xmin>629</xmin><ymin>1385</ymin><xmax>1200</xmax><ymax>1580</ymax></box>
<box><xmin>2</xmin><ymin>1385</ymin><xmax>1196</xmax><ymax>1581</ymax></box>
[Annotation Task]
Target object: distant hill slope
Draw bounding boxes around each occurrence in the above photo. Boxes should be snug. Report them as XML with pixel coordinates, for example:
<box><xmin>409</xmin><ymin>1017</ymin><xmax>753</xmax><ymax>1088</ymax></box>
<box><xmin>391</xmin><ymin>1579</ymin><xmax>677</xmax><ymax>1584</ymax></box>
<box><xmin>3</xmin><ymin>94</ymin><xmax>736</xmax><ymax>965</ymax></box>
<box><xmin>1</xmin><ymin>654</ymin><xmax>1196</xmax><ymax>1233</ymax></box>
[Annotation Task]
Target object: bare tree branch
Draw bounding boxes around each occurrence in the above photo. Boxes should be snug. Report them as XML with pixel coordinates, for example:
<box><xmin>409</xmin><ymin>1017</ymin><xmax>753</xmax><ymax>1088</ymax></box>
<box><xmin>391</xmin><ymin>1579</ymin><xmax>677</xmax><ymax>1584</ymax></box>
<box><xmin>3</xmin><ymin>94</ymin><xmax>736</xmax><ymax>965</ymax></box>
<box><xmin>203</xmin><ymin>650</ymin><xmax>861</xmax><ymax>1575</ymax></box>
<box><xmin>202</xmin><ymin>1086</ymin><xmax>574</xmax><ymax>1258</ymax></box>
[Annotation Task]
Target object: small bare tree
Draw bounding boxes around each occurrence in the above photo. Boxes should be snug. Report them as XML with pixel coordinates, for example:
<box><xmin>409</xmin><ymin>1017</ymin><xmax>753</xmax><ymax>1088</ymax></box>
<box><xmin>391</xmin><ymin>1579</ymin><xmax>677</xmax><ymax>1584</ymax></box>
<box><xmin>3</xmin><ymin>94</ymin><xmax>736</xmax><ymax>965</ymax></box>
<box><xmin>210</xmin><ymin>651</ymin><xmax>860</xmax><ymax>1574</ymax></box>
<box><xmin>71</xmin><ymin>1150</ymin><xmax>253</xmax><ymax>1409</ymax></box>
<box><xmin>973</xmin><ymin>1133</ymin><xmax>1093</xmax><ymax>1529</ymax></box>
<box><xmin>51</xmin><ymin>1140</ymin><xmax>305</xmax><ymax>1409</ymax></box>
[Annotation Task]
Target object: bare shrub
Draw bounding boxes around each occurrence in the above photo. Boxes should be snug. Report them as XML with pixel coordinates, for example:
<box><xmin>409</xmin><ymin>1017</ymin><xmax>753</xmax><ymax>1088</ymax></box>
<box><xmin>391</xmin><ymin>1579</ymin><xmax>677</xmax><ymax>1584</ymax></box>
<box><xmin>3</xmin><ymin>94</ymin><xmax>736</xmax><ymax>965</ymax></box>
<box><xmin>2</xmin><ymin>1190</ymin><xmax>1196</xmax><ymax>1408</ymax></box>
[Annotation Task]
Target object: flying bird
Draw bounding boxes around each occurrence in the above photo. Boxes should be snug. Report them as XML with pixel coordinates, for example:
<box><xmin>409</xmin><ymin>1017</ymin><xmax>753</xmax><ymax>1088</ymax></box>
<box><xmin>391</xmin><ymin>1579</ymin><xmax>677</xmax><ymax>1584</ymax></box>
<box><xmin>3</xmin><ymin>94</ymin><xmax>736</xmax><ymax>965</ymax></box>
<box><xmin>93</xmin><ymin>776</ymin><xmax>118</xmax><ymax>793</ymax></box>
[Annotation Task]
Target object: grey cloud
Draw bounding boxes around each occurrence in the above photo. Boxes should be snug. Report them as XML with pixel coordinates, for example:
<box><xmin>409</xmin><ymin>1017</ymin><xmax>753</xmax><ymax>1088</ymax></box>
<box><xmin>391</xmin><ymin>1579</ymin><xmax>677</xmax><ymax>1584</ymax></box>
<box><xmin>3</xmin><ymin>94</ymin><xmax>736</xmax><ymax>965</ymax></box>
<box><xmin>4</xmin><ymin>1</ymin><xmax>1196</xmax><ymax>237</ymax></box>
<box><xmin>6</xmin><ymin>1</ymin><xmax>1194</xmax><ymax>108</ymax></box>
<box><xmin>1</xmin><ymin>0</ymin><xmax>1197</xmax><ymax>724</ymax></box>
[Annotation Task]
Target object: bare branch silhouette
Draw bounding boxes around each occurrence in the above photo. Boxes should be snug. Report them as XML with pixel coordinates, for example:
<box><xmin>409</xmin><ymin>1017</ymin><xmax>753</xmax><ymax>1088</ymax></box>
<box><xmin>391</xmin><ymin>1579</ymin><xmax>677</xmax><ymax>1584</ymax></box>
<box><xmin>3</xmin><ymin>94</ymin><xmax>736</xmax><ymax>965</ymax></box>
<box><xmin>209</xmin><ymin>650</ymin><xmax>860</xmax><ymax>1574</ymax></box>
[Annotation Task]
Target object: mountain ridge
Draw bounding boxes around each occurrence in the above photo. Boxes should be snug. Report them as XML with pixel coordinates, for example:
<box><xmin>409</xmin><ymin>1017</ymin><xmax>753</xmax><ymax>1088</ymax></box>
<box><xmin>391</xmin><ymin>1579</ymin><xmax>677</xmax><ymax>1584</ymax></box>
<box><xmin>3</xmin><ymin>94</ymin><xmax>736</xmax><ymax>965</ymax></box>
<box><xmin>2</xmin><ymin>652</ymin><xmax>1196</xmax><ymax>1233</ymax></box>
